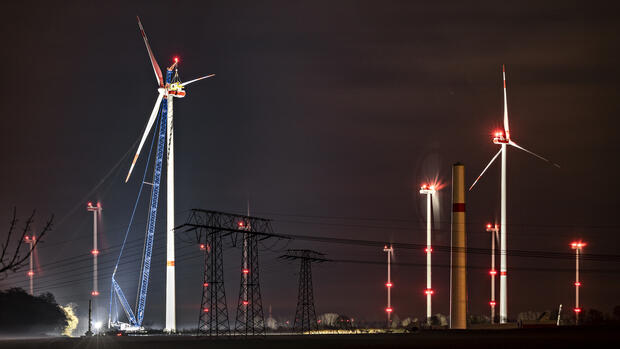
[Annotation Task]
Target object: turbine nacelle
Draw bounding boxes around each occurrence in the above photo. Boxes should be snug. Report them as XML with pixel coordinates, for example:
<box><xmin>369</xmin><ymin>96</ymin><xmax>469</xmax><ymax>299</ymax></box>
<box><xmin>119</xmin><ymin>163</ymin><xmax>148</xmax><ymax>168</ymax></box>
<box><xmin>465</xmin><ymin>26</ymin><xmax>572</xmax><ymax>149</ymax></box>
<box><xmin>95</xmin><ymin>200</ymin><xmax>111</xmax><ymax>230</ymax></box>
<box><xmin>419</xmin><ymin>184</ymin><xmax>436</xmax><ymax>195</ymax></box>
<box><xmin>492</xmin><ymin>130</ymin><xmax>509</xmax><ymax>144</ymax></box>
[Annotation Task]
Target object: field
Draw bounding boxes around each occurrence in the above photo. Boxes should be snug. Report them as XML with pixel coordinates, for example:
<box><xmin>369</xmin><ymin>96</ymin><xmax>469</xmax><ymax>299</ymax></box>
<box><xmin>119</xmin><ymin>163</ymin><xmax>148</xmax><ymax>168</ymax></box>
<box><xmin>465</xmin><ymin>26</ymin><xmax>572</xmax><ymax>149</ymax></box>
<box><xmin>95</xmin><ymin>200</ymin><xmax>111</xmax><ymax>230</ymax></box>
<box><xmin>0</xmin><ymin>326</ymin><xmax>617</xmax><ymax>349</ymax></box>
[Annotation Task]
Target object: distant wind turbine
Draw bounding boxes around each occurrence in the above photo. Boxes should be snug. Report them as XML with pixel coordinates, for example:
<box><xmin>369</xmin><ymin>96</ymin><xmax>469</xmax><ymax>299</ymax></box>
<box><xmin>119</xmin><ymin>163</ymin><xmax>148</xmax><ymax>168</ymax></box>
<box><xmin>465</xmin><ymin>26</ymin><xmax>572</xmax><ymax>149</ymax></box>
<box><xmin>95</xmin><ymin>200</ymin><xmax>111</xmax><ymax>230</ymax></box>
<box><xmin>470</xmin><ymin>65</ymin><xmax>559</xmax><ymax>324</ymax></box>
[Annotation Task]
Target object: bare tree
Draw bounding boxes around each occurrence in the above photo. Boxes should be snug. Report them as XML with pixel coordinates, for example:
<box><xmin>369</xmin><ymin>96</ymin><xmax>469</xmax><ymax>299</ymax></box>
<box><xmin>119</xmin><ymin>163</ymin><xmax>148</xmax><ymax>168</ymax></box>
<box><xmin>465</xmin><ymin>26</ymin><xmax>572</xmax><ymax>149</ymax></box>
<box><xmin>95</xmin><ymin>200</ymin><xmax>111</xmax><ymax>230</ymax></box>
<box><xmin>0</xmin><ymin>208</ymin><xmax>53</xmax><ymax>278</ymax></box>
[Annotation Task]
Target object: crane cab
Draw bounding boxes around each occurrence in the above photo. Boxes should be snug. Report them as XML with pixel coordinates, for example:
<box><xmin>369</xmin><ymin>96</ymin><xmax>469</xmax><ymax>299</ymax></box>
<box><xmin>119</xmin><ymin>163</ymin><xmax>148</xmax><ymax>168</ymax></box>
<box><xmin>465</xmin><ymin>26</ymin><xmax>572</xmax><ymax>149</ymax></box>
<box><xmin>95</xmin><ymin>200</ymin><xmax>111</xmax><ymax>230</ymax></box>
<box><xmin>168</xmin><ymin>82</ymin><xmax>186</xmax><ymax>98</ymax></box>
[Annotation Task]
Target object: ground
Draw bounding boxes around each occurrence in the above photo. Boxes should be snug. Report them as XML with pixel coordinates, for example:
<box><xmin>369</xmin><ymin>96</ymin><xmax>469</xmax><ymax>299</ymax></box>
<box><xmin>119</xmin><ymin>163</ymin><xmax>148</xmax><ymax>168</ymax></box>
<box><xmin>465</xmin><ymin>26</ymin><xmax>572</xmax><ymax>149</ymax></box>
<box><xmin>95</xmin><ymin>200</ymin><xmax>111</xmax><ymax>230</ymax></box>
<box><xmin>0</xmin><ymin>327</ymin><xmax>617</xmax><ymax>349</ymax></box>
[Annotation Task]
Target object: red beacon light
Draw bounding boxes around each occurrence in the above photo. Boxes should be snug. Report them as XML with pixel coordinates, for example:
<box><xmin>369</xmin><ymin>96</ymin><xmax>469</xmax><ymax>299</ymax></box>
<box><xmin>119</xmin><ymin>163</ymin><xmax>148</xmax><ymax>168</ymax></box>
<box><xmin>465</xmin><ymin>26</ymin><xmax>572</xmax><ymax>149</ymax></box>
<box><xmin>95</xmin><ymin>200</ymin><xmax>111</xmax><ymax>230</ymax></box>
<box><xmin>203</xmin><ymin>282</ymin><xmax>209</xmax><ymax>287</ymax></box>
<box><xmin>489</xmin><ymin>270</ymin><xmax>497</xmax><ymax>276</ymax></box>
<box><xmin>574</xmin><ymin>281</ymin><xmax>582</xmax><ymax>287</ymax></box>
<box><xmin>199</xmin><ymin>244</ymin><xmax>206</xmax><ymax>250</ymax></box>
<box><xmin>385</xmin><ymin>307</ymin><xmax>393</xmax><ymax>313</ymax></box>
<box><xmin>424</xmin><ymin>247</ymin><xmax>433</xmax><ymax>253</ymax></box>
<box><xmin>574</xmin><ymin>307</ymin><xmax>582</xmax><ymax>313</ymax></box>
<box><xmin>242</xmin><ymin>268</ymin><xmax>250</xmax><ymax>274</ymax></box>
<box><xmin>424</xmin><ymin>288</ymin><xmax>434</xmax><ymax>295</ymax></box>
<box><xmin>174</xmin><ymin>57</ymin><xmax>179</xmax><ymax>63</ymax></box>
<box><xmin>27</xmin><ymin>271</ymin><xmax>34</xmax><ymax>277</ymax></box>
<box><xmin>243</xmin><ymin>300</ymin><xmax>249</xmax><ymax>305</ymax></box>
<box><xmin>91</xmin><ymin>249</ymin><xmax>100</xmax><ymax>255</ymax></box>
<box><xmin>203</xmin><ymin>308</ymin><xmax>209</xmax><ymax>313</ymax></box>
<box><xmin>492</xmin><ymin>130</ymin><xmax>508</xmax><ymax>144</ymax></box>
<box><xmin>91</xmin><ymin>291</ymin><xmax>100</xmax><ymax>296</ymax></box>
<box><xmin>385</xmin><ymin>282</ymin><xmax>393</xmax><ymax>288</ymax></box>
<box><xmin>489</xmin><ymin>301</ymin><xmax>496</xmax><ymax>306</ymax></box>
<box><xmin>571</xmin><ymin>241</ymin><xmax>586</xmax><ymax>249</ymax></box>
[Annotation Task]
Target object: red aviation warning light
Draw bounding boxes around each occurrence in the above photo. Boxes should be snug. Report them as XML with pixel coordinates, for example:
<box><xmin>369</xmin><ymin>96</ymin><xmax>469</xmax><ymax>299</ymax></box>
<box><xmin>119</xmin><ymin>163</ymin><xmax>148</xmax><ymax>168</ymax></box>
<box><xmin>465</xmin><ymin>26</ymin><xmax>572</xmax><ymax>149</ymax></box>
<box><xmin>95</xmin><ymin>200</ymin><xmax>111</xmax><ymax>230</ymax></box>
<box><xmin>199</xmin><ymin>244</ymin><xmax>206</xmax><ymax>250</ymax></box>
<box><xmin>27</xmin><ymin>271</ymin><xmax>34</xmax><ymax>277</ymax></box>
<box><xmin>571</xmin><ymin>241</ymin><xmax>586</xmax><ymax>249</ymax></box>
<box><xmin>242</xmin><ymin>268</ymin><xmax>249</xmax><ymax>274</ymax></box>
<box><xmin>385</xmin><ymin>282</ymin><xmax>393</xmax><ymax>288</ymax></box>
<box><xmin>91</xmin><ymin>249</ymin><xmax>100</xmax><ymax>255</ymax></box>
<box><xmin>574</xmin><ymin>308</ymin><xmax>582</xmax><ymax>313</ymax></box>
<box><xmin>203</xmin><ymin>308</ymin><xmax>209</xmax><ymax>312</ymax></box>
<box><xmin>174</xmin><ymin>57</ymin><xmax>179</xmax><ymax>63</ymax></box>
<box><xmin>574</xmin><ymin>282</ymin><xmax>581</xmax><ymax>287</ymax></box>
<box><xmin>489</xmin><ymin>270</ymin><xmax>497</xmax><ymax>276</ymax></box>
<box><xmin>385</xmin><ymin>307</ymin><xmax>393</xmax><ymax>313</ymax></box>
<box><xmin>492</xmin><ymin>130</ymin><xmax>509</xmax><ymax>144</ymax></box>
<box><xmin>91</xmin><ymin>291</ymin><xmax>100</xmax><ymax>296</ymax></box>
<box><xmin>489</xmin><ymin>301</ymin><xmax>496</xmax><ymax>307</ymax></box>
<box><xmin>243</xmin><ymin>300</ymin><xmax>249</xmax><ymax>305</ymax></box>
<box><xmin>424</xmin><ymin>288</ymin><xmax>434</xmax><ymax>295</ymax></box>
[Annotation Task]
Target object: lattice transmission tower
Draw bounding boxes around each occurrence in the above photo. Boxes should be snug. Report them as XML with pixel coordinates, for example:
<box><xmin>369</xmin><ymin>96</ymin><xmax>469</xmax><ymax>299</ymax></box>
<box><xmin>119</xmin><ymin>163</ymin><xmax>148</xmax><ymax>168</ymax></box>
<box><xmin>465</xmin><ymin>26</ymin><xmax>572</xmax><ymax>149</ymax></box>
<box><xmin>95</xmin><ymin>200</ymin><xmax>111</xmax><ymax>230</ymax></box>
<box><xmin>178</xmin><ymin>209</ymin><xmax>283</xmax><ymax>337</ymax></box>
<box><xmin>279</xmin><ymin>249</ymin><xmax>328</xmax><ymax>333</ymax></box>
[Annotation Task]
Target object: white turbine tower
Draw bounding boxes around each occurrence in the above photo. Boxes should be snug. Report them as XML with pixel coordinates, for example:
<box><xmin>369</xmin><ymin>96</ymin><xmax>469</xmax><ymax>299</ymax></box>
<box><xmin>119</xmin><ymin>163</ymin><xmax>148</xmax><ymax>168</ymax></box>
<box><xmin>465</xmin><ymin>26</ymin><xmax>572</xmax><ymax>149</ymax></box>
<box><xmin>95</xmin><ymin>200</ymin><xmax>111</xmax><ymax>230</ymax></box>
<box><xmin>470</xmin><ymin>65</ymin><xmax>559</xmax><ymax>323</ymax></box>
<box><xmin>125</xmin><ymin>17</ymin><xmax>215</xmax><ymax>332</ymax></box>
<box><xmin>383</xmin><ymin>244</ymin><xmax>394</xmax><ymax>327</ymax></box>
<box><xmin>420</xmin><ymin>184</ymin><xmax>436</xmax><ymax>324</ymax></box>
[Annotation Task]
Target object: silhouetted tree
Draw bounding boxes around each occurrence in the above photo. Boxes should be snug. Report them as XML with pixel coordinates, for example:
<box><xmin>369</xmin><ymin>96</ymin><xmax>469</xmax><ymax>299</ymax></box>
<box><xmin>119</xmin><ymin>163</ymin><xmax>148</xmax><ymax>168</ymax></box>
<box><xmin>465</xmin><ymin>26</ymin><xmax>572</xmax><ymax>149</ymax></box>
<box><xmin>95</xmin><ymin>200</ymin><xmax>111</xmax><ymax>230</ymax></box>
<box><xmin>0</xmin><ymin>209</ymin><xmax>53</xmax><ymax>278</ymax></box>
<box><xmin>0</xmin><ymin>288</ymin><xmax>67</xmax><ymax>334</ymax></box>
<box><xmin>585</xmin><ymin>308</ymin><xmax>605</xmax><ymax>325</ymax></box>
<box><xmin>613</xmin><ymin>305</ymin><xmax>620</xmax><ymax>321</ymax></box>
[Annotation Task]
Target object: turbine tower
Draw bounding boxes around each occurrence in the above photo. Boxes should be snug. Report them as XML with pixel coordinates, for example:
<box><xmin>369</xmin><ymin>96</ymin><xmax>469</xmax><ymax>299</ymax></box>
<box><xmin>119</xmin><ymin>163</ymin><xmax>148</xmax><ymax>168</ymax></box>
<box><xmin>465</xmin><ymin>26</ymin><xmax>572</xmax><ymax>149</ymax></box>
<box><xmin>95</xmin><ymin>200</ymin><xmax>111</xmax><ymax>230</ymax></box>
<box><xmin>23</xmin><ymin>234</ymin><xmax>35</xmax><ymax>295</ymax></box>
<box><xmin>383</xmin><ymin>245</ymin><xmax>394</xmax><ymax>327</ymax></box>
<box><xmin>124</xmin><ymin>17</ymin><xmax>215</xmax><ymax>332</ymax></box>
<box><xmin>486</xmin><ymin>223</ymin><xmax>499</xmax><ymax>323</ymax></box>
<box><xmin>87</xmin><ymin>202</ymin><xmax>102</xmax><ymax>297</ymax></box>
<box><xmin>470</xmin><ymin>65</ymin><xmax>559</xmax><ymax>323</ymax></box>
<box><xmin>571</xmin><ymin>241</ymin><xmax>586</xmax><ymax>324</ymax></box>
<box><xmin>420</xmin><ymin>184</ymin><xmax>436</xmax><ymax>324</ymax></box>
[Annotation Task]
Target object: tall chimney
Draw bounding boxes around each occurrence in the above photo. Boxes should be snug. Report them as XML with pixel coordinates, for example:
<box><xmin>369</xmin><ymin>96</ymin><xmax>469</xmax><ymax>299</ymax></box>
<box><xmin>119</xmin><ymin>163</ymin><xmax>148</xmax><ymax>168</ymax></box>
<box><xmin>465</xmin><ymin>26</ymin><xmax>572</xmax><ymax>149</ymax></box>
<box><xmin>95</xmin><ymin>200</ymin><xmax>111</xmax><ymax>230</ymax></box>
<box><xmin>450</xmin><ymin>163</ymin><xmax>467</xmax><ymax>329</ymax></box>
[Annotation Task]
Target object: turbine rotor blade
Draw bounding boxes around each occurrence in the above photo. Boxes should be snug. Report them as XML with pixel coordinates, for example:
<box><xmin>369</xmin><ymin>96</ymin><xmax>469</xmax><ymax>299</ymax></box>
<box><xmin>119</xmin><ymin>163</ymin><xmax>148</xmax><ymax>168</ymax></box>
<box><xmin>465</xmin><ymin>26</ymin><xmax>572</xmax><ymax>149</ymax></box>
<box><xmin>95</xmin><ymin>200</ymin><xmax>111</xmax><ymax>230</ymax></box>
<box><xmin>137</xmin><ymin>16</ymin><xmax>164</xmax><ymax>87</ymax></box>
<box><xmin>469</xmin><ymin>148</ymin><xmax>503</xmax><ymax>191</ymax></box>
<box><xmin>180</xmin><ymin>74</ymin><xmax>216</xmax><ymax>87</ymax></box>
<box><xmin>503</xmin><ymin>64</ymin><xmax>510</xmax><ymax>137</ymax></box>
<box><xmin>125</xmin><ymin>92</ymin><xmax>165</xmax><ymax>182</ymax></box>
<box><xmin>509</xmin><ymin>141</ymin><xmax>560</xmax><ymax>168</ymax></box>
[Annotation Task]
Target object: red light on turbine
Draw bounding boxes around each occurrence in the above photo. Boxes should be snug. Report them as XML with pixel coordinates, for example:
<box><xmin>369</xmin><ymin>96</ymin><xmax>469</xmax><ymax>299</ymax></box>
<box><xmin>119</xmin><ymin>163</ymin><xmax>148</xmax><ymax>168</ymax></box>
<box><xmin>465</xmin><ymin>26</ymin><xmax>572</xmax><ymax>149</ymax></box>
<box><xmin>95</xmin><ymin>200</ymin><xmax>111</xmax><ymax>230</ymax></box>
<box><xmin>199</xmin><ymin>244</ymin><xmax>206</xmax><ymax>250</ymax></box>
<box><xmin>91</xmin><ymin>249</ymin><xmax>100</xmax><ymax>255</ymax></box>
<box><xmin>385</xmin><ymin>307</ymin><xmax>393</xmax><ymax>313</ymax></box>
<box><xmin>203</xmin><ymin>282</ymin><xmax>209</xmax><ymax>287</ymax></box>
<box><xmin>489</xmin><ymin>301</ymin><xmax>496</xmax><ymax>306</ymax></box>
<box><xmin>242</xmin><ymin>269</ymin><xmax>249</xmax><ymax>274</ymax></box>
<box><xmin>486</xmin><ymin>223</ymin><xmax>492</xmax><ymax>229</ymax></box>
<box><xmin>424</xmin><ymin>288</ymin><xmax>434</xmax><ymax>295</ymax></box>
<box><xmin>500</xmin><ymin>271</ymin><xmax>507</xmax><ymax>276</ymax></box>
<box><xmin>203</xmin><ymin>308</ymin><xmax>209</xmax><ymax>312</ymax></box>
<box><xmin>27</xmin><ymin>271</ymin><xmax>34</xmax><ymax>277</ymax></box>
<box><xmin>489</xmin><ymin>270</ymin><xmax>497</xmax><ymax>276</ymax></box>
<box><xmin>574</xmin><ymin>282</ymin><xmax>581</xmax><ymax>287</ymax></box>
<box><xmin>574</xmin><ymin>308</ymin><xmax>582</xmax><ymax>313</ymax></box>
<box><xmin>88</xmin><ymin>202</ymin><xmax>92</xmax><ymax>207</ymax></box>
<box><xmin>91</xmin><ymin>291</ymin><xmax>100</xmax><ymax>296</ymax></box>
<box><xmin>243</xmin><ymin>300</ymin><xmax>249</xmax><ymax>305</ymax></box>
<box><xmin>385</xmin><ymin>282</ymin><xmax>393</xmax><ymax>288</ymax></box>
<box><xmin>174</xmin><ymin>57</ymin><xmax>179</xmax><ymax>63</ymax></box>
<box><xmin>238</xmin><ymin>221</ymin><xmax>245</xmax><ymax>228</ymax></box>
<box><xmin>424</xmin><ymin>247</ymin><xmax>433</xmax><ymax>253</ymax></box>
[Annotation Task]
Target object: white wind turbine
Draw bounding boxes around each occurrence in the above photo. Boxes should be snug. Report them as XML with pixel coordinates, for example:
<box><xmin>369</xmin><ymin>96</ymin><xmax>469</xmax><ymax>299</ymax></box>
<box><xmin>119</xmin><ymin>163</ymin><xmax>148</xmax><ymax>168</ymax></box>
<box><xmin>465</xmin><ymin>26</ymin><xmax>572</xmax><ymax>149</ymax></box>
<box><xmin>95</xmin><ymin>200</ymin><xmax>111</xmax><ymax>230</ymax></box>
<box><xmin>125</xmin><ymin>16</ymin><xmax>214</xmax><ymax>332</ymax></box>
<box><xmin>470</xmin><ymin>65</ymin><xmax>559</xmax><ymax>324</ymax></box>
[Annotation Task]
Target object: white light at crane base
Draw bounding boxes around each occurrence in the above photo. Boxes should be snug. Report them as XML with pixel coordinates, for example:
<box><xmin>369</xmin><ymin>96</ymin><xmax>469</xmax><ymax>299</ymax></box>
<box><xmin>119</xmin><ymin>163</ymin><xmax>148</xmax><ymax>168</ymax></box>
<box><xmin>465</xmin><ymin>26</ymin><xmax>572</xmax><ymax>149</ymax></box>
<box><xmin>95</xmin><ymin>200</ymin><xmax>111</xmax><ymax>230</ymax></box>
<box><xmin>94</xmin><ymin>321</ymin><xmax>102</xmax><ymax>330</ymax></box>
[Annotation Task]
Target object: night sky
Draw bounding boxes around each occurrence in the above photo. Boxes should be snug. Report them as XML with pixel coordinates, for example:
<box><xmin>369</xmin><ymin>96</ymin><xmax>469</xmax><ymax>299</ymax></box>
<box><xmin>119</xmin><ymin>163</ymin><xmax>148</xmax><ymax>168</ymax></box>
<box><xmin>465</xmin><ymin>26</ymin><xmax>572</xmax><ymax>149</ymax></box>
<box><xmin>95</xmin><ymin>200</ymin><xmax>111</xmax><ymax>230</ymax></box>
<box><xmin>1</xmin><ymin>1</ymin><xmax>619</xmax><ymax>330</ymax></box>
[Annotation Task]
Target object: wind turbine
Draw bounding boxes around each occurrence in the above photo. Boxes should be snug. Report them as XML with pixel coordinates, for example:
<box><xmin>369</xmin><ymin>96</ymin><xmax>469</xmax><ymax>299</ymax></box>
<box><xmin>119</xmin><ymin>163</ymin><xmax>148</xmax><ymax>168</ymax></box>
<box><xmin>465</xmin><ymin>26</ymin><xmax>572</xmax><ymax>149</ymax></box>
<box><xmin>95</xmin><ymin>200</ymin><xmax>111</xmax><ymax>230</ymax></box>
<box><xmin>124</xmin><ymin>16</ymin><xmax>215</xmax><ymax>332</ymax></box>
<box><xmin>470</xmin><ymin>65</ymin><xmax>559</xmax><ymax>324</ymax></box>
